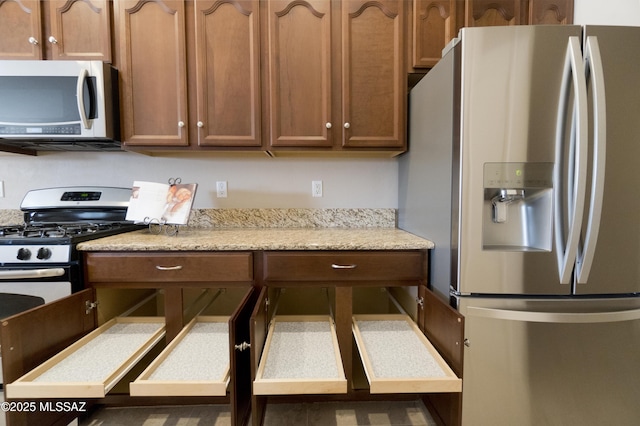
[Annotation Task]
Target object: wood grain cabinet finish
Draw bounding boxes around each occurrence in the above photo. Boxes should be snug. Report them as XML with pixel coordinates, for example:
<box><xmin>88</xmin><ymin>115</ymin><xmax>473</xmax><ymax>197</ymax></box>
<box><xmin>266</xmin><ymin>0</ymin><xmax>333</xmax><ymax>148</ymax></box>
<box><xmin>410</xmin><ymin>0</ymin><xmax>573</xmax><ymax>70</ymax></box>
<box><xmin>85</xmin><ymin>252</ymin><xmax>253</xmax><ymax>284</ymax></box>
<box><xmin>195</xmin><ymin>0</ymin><xmax>261</xmax><ymax>147</ymax></box>
<box><xmin>116</xmin><ymin>0</ymin><xmax>189</xmax><ymax>147</ymax></box>
<box><xmin>265</xmin><ymin>0</ymin><xmax>407</xmax><ymax>152</ymax></box>
<box><xmin>0</xmin><ymin>0</ymin><xmax>111</xmax><ymax>60</ymax></box>
<box><xmin>118</xmin><ymin>0</ymin><xmax>260</xmax><ymax>149</ymax></box>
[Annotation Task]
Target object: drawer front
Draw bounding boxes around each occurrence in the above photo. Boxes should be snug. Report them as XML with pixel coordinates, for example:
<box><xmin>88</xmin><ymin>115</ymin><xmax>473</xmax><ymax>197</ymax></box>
<box><xmin>263</xmin><ymin>251</ymin><xmax>425</xmax><ymax>282</ymax></box>
<box><xmin>85</xmin><ymin>252</ymin><xmax>253</xmax><ymax>283</ymax></box>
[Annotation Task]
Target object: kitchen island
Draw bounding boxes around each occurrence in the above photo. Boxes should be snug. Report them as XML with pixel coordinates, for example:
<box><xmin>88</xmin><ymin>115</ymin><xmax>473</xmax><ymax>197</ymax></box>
<box><xmin>2</xmin><ymin>211</ymin><xmax>462</xmax><ymax>426</ymax></box>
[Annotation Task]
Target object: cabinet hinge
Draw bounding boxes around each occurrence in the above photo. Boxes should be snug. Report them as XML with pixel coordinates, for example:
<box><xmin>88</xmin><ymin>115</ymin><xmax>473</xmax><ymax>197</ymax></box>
<box><xmin>416</xmin><ymin>296</ymin><xmax>424</xmax><ymax>310</ymax></box>
<box><xmin>234</xmin><ymin>342</ymin><xmax>251</xmax><ymax>352</ymax></box>
<box><xmin>85</xmin><ymin>300</ymin><xmax>99</xmax><ymax>314</ymax></box>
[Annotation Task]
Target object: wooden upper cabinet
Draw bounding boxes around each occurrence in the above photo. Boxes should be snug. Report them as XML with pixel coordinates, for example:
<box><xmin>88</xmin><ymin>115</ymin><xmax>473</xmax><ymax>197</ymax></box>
<box><xmin>0</xmin><ymin>0</ymin><xmax>111</xmax><ymax>61</ymax></box>
<box><xmin>117</xmin><ymin>0</ymin><xmax>189</xmax><ymax>147</ymax></box>
<box><xmin>464</xmin><ymin>0</ymin><xmax>522</xmax><ymax>27</ymax></box>
<box><xmin>528</xmin><ymin>0</ymin><xmax>573</xmax><ymax>25</ymax></box>
<box><xmin>0</xmin><ymin>0</ymin><xmax>42</xmax><ymax>59</ymax></box>
<box><xmin>48</xmin><ymin>0</ymin><xmax>112</xmax><ymax>61</ymax></box>
<box><xmin>412</xmin><ymin>1</ymin><xmax>457</xmax><ymax>68</ymax></box>
<box><xmin>342</xmin><ymin>0</ymin><xmax>405</xmax><ymax>149</ymax></box>
<box><xmin>266</xmin><ymin>0</ymin><xmax>332</xmax><ymax>148</ymax></box>
<box><xmin>195</xmin><ymin>0</ymin><xmax>261</xmax><ymax>147</ymax></box>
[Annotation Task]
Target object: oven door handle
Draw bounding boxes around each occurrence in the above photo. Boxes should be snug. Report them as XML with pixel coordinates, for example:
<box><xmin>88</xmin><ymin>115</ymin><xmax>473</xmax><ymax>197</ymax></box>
<box><xmin>0</xmin><ymin>268</ymin><xmax>66</xmax><ymax>280</ymax></box>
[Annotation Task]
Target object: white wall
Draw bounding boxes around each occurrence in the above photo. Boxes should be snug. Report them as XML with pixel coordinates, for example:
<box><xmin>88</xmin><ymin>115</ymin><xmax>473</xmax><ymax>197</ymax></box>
<box><xmin>574</xmin><ymin>0</ymin><xmax>640</xmax><ymax>25</ymax></box>
<box><xmin>0</xmin><ymin>151</ymin><xmax>398</xmax><ymax>209</ymax></box>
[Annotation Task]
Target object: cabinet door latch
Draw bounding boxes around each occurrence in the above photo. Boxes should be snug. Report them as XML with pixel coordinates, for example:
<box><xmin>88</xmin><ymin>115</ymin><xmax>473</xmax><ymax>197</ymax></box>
<box><xmin>85</xmin><ymin>300</ymin><xmax>99</xmax><ymax>314</ymax></box>
<box><xmin>234</xmin><ymin>342</ymin><xmax>251</xmax><ymax>352</ymax></box>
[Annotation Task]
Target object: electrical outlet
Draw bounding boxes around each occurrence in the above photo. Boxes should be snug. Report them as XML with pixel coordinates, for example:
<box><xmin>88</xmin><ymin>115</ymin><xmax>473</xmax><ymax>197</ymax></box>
<box><xmin>216</xmin><ymin>181</ymin><xmax>227</xmax><ymax>198</ymax></box>
<box><xmin>312</xmin><ymin>180</ymin><xmax>323</xmax><ymax>197</ymax></box>
<box><xmin>0</xmin><ymin>181</ymin><xmax>4</xmax><ymax>198</ymax></box>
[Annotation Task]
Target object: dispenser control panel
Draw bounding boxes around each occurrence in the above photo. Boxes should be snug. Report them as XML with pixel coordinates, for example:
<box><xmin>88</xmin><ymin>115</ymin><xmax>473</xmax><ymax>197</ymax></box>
<box><xmin>484</xmin><ymin>162</ymin><xmax>554</xmax><ymax>189</ymax></box>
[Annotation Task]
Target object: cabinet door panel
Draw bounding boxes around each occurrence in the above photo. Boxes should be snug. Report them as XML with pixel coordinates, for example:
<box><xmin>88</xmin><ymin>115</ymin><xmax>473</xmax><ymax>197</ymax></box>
<box><xmin>465</xmin><ymin>0</ymin><xmax>522</xmax><ymax>27</ymax></box>
<box><xmin>528</xmin><ymin>0</ymin><xmax>573</xmax><ymax>25</ymax></box>
<box><xmin>342</xmin><ymin>0</ymin><xmax>405</xmax><ymax>148</ymax></box>
<box><xmin>118</xmin><ymin>0</ymin><xmax>189</xmax><ymax>146</ymax></box>
<box><xmin>267</xmin><ymin>0</ymin><xmax>332</xmax><ymax>147</ymax></box>
<box><xmin>413</xmin><ymin>0</ymin><xmax>456</xmax><ymax>69</ymax></box>
<box><xmin>48</xmin><ymin>0</ymin><xmax>112</xmax><ymax>61</ymax></box>
<box><xmin>0</xmin><ymin>0</ymin><xmax>42</xmax><ymax>59</ymax></box>
<box><xmin>196</xmin><ymin>0</ymin><xmax>261</xmax><ymax>147</ymax></box>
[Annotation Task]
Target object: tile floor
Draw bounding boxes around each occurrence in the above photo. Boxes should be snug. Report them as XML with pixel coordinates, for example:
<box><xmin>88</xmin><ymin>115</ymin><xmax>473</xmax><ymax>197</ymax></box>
<box><xmin>79</xmin><ymin>400</ymin><xmax>437</xmax><ymax>426</ymax></box>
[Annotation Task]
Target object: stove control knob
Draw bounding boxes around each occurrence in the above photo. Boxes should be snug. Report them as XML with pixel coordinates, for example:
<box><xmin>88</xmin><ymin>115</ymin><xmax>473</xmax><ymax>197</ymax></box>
<box><xmin>17</xmin><ymin>248</ymin><xmax>32</xmax><ymax>261</ymax></box>
<box><xmin>37</xmin><ymin>247</ymin><xmax>52</xmax><ymax>260</ymax></box>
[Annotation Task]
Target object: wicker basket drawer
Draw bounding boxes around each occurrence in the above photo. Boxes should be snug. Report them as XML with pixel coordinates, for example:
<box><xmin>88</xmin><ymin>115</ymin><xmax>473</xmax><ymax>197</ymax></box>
<box><xmin>263</xmin><ymin>251</ymin><xmax>424</xmax><ymax>282</ymax></box>
<box><xmin>352</xmin><ymin>314</ymin><xmax>461</xmax><ymax>394</ymax></box>
<box><xmin>253</xmin><ymin>315</ymin><xmax>347</xmax><ymax>395</ymax></box>
<box><xmin>6</xmin><ymin>317</ymin><xmax>165</xmax><ymax>399</ymax></box>
<box><xmin>85</xmin><ymin>252</ymin><xmax>253</xmax><ymax>283</ymax></box>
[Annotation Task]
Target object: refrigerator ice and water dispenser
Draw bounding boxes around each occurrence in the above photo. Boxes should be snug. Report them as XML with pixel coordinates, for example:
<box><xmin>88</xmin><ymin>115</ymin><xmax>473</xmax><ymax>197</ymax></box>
<box><xmin>482</xmin><ymin>162</ymin><xmax>554</xmax><ymax>251</ymax></box>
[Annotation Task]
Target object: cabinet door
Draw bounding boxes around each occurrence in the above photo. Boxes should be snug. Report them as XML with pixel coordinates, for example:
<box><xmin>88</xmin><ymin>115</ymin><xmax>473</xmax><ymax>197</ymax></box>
<box><xmin>266</xmin><ymin>0</ymin><xmax>333</xmax><ymax>148</ymax></box>
<box><xmin>117</xmin><ymin>0</ymin><xmax>189</xmax><ymax>147</ymax></box>
<box><xmin>47</xmin><ymin>0</ymin><xmax>112</xmax><ymax>61</ymax></box>
<box><xmin>342</xmin><ymin>0</ymin><xmax>406</xmax><ymax>149</ymax></box>
<box><xmin>195</xmin><ymin>0</ymin><xmax>261</xmax><ymax>147</ymax></box>
<box><xmin>528</xmin><ymin>0</ymin><xmax>573</xmax><ymax>25</ymax></box>
<box><xmin>412</xmin><ymin>0</ymin><xmax>457</xmax><ymax>69</ymax></box>
<box><xmin>465</xmin><ymin>0</ymin><xmax>522</xmax><ymax>27</ymax></box>
<box><xmin>0</xmin><ymin>0</ymin><xmax>42</xmax><ymax>59</ymax></box>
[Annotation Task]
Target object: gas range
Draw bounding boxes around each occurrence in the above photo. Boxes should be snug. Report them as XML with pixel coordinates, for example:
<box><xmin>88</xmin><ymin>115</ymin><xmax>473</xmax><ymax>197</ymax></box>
<box><xmin>0</xmin><ymin>186</ymin><xmax>139</xmax><ymax>266</ymax></box>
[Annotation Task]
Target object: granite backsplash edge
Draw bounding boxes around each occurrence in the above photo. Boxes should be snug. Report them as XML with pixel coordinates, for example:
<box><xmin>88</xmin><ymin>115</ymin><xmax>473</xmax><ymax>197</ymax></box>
<box><xmin>0</xmin><ymin>208</ymin><xmax>397</xmax><ymax>228</ymax></box>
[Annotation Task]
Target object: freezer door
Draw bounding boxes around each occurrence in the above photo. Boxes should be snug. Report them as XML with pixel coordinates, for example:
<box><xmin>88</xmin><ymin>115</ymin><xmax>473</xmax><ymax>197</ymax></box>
<box><xmin>574</xmin><ymin>26</ymin><xmax>640</xmax><ymax>295</ymax></box>
<box><xmin>459</xmin><ymin>296</ymin><xmax>640</xmax><ymax>426</ymax></box>
<box><xmin>456</xmin><ymin>25</ymin><xmax>583</xmax><ymax>295</ymax></box>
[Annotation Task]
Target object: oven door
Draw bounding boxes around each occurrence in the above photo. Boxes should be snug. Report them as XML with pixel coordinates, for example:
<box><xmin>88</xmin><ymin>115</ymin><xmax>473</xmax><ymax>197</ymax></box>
<box><xmin>0</xmin><ymin>266</ymin><xmax>73</xmax><ymax>383</ymax></box>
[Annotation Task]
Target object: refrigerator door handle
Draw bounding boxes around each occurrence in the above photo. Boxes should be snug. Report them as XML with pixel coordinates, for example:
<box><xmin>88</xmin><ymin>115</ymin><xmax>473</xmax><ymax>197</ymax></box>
<box><xmin>467</xmin><ymin>306</ymin><xmax>640</xmax><ymax>324</ymax></box>
<box><xmin>577</xmin><ymin>36</ymin><xmax>607</xmax><ymax>284</ymax></box>
<box><xmin>554</xmin><ymin>36</ymin><xmax>589</xmax><ymax>285</ymax></box>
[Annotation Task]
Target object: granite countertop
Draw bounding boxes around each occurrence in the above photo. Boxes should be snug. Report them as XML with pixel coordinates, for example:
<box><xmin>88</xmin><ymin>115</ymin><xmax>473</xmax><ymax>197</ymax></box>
<box><xmin>76</xmin><ymin>227</ymin><xmax>434</xmax><ymax>251</ymax></box>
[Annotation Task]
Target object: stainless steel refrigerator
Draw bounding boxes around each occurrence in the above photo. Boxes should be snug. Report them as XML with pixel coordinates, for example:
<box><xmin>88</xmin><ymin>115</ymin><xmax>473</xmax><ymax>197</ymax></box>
<box><xmin>398</xmin><ymin>25</ymin><xmax>640</xmax><ymax>426</ymax></box>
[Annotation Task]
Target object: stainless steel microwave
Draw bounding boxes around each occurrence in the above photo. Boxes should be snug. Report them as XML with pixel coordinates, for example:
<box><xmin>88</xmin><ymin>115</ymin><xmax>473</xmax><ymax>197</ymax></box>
<box><xmin>0</xmin><ymin>60</ymin><xmax>120</xmax><ymax>152</ymax></box>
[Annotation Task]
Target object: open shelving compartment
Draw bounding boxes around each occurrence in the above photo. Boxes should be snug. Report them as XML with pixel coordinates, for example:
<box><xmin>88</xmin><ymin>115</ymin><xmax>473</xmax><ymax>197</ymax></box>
<box><xmin>253</xmin><ymin>288</ymin><xmax>347</xmax><ymax>395</ymax></box>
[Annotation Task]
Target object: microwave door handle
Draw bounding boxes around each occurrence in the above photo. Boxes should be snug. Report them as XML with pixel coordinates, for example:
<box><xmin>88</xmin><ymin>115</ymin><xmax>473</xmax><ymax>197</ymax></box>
<box><xmin>577</xmin><ymin>36</ymin><xmax>607</xmax><ymax>284</ymax></box>
<box><xmin>554</xmin><ymin>36</ymin><xmax>589</xmax><ymax>285</ymax></box>
<box><xmin>76</xmin><ymin>68</ymin><xmax>91</xmax><ymax>129</ymax></box>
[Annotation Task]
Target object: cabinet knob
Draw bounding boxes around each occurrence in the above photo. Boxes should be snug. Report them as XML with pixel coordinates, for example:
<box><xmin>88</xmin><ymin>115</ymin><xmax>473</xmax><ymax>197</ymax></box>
<box><xmin>178</xmin><ymin>121</ymin><xmax>185</xmax><ymax>128</ymax></box>
<box><xmin>197</xmin><ymin>121</ymin><xmax>204</xmax><ymax>128</ymax></box>
<box><xmin>28</xmin><ymin>37</ymin><xmax>39</xmax><ymax>45</ymax></box>
<box><xmin>48</xmin><ymin>36</ymin><xmax>58</xmax><ymax>44</ymax></box>
<box><xmin>325</xmin><ymin>122</ymin><xmax>332</xmax><ymax>129</ymax></box>
<box><xmin>343</xmin><ymin>122</ymin><xmax>351</xmax><ymax>129</ymax></box>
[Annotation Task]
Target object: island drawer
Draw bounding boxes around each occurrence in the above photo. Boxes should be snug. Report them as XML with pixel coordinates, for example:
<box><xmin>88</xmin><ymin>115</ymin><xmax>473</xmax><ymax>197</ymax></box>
<box><xmin>263</xmin><ymin>251</ymin><xmax>425</xmax><ymax>282</ymax></box>
<box><xmin>85</xmin><ymin>252</ymin><xmax>253</xmax><ymax>283</ymax></box>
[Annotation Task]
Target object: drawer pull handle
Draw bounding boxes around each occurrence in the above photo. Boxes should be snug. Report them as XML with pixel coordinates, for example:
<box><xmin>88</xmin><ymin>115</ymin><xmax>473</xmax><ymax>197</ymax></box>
<box><xmin>331</xmin><ymin>263</ymin><xmax>357</xmax><ymax>269</ymax></box>
<box><xmin>155</xmin><ymin>265</ymin><xmax>183</xmax><ymax>271</ymax></box>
